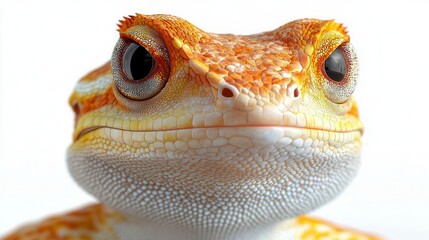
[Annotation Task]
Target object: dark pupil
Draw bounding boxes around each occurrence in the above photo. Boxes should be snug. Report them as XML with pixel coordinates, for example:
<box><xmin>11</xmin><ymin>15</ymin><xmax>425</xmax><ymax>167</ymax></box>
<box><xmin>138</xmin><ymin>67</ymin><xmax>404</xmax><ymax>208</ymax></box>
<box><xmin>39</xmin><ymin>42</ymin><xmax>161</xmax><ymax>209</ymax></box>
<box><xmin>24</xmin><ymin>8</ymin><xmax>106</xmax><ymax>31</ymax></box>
<box><xmin>324</xmin><ymin>48</ymin><xmax>346</xmax><ymax>82</ymax></box>
<box><xmin>123</xmin><ymin>42</ymin><xmax>154</xmax><ymax>80</ymax></box>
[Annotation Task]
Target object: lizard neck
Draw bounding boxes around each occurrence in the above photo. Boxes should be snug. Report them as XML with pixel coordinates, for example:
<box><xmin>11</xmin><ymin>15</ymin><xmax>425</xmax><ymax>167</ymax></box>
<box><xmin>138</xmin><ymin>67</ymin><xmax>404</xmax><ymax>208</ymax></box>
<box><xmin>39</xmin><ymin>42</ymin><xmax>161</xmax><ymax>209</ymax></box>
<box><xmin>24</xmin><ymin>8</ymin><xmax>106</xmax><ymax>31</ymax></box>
<box><xmin>112</xmin><ymin>215</ymin><xmax>298</xmax><ymax>240</ymax></box>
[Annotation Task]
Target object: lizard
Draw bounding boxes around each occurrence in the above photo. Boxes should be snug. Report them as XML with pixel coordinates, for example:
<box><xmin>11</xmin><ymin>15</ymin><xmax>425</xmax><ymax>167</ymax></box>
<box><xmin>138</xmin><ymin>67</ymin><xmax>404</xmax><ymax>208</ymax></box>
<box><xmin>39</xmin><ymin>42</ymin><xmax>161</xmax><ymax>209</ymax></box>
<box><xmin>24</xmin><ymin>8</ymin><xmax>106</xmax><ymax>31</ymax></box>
<box><xmin>2</xmin><ymin>13</ymin><xmax>380</xmax><ymax>240</ymax></box>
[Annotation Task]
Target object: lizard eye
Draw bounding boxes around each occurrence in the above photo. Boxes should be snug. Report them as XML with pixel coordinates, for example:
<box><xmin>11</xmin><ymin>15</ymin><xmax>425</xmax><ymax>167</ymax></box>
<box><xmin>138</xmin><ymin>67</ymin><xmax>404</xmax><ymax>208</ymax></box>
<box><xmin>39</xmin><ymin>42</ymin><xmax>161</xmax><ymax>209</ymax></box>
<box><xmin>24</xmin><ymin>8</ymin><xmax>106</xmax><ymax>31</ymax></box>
<box><xmin>111</xmin><ymin>27</ymin><xmax>170</xmax><ymax>101</ymax></box>
<box><xmin>323</xmin><ymin>48</ymin><xmax>346</xmax><ymax>82</ymax></box>
<box><xmin>122</xmin><ymin>42</ymin><xmax>154</xmax><ymax>81</ymax></box>
<box><xmin>321</xmin><ymin>43</ymin><xmax>358</xmax><ymax>104</ymax></box>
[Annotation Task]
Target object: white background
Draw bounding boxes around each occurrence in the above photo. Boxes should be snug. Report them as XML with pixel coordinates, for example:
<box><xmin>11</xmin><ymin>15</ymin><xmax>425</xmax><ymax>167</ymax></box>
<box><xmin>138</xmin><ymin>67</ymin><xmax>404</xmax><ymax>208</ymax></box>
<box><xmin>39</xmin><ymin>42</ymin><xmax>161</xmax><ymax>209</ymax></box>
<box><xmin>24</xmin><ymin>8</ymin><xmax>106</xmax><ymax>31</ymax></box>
<box><xmin>1</xmin><ymin>0</ymin><xmax>428</xmax><ymax>239</ymax></box>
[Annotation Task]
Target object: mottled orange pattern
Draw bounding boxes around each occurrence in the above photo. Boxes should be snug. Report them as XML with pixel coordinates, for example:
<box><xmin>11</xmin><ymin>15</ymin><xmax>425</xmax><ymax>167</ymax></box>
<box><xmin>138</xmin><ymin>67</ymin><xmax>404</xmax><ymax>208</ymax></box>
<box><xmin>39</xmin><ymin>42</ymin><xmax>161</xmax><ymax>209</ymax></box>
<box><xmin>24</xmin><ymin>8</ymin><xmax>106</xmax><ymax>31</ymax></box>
<box><xmin>118</xmin><ymin>14</ymin><xmax>348</xmax><ymax>98</ymax></box>
<box><xmin>3</xmin><ymin>204</ymin><xmax>123</xmax><ymax>240</ymax></box>
<box><xmin>296</xmin><ymin>216</ymin><xmax>381</xmax><ymax>240</ymax></box>
<box><xmin>69</xmin><ymin>62</ymin><xmax>118</xmax><ymax>126</ymax></box>
<box><xmin>70</xmin><ymin>86</ymin><xmax>118</xmax><ymax>126</ymax></box>
<box><xmin>3</xmin><ymin>207</ymin><xmax>379</xmax><ymax>240</ymax></box>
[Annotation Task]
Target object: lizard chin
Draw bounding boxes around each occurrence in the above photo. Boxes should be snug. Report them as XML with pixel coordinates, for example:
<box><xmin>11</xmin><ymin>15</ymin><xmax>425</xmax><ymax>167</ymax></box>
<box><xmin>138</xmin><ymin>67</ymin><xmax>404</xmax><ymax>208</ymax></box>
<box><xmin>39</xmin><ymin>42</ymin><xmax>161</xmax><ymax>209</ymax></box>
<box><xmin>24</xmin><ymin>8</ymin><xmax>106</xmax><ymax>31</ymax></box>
<box><xmin>67</xmin><ymin>126</ymin><xmax>361</xmax><ymax>238</ymax></box>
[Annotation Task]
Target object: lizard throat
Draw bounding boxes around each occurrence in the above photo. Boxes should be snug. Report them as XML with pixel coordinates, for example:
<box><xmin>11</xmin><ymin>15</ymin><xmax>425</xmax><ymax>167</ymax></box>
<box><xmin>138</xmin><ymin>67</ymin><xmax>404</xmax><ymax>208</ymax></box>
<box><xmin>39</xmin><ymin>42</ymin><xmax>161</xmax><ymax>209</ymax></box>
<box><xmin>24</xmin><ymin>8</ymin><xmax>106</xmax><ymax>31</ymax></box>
<box><xmin>67</xmin><ymin>125</ymin><xmax>361</xmax><ymax>239</ymax></box>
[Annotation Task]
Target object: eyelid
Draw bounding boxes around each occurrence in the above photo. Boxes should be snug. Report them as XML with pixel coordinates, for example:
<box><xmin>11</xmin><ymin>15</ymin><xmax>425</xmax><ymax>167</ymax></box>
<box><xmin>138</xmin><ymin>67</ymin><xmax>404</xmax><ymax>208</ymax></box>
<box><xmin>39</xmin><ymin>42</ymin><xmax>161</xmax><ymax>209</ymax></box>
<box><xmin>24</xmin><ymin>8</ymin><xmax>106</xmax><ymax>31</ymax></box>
<box><xmin>314</xmin><ymin>30</ymin><xmax>349</xmax><ymax>68</ymax></box>
<box><xmin>120</xmin><ymin>26</ymin><xmax>169</xmax><ymax>61</ymax></box>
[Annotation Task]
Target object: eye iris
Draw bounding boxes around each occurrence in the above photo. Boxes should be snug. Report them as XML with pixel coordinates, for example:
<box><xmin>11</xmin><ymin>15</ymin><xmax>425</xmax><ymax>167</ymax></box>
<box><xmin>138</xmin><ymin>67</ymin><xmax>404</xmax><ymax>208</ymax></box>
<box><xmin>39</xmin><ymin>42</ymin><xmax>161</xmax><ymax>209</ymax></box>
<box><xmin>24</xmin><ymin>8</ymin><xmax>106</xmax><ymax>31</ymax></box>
<box><xmin>323</xmin><ymin>48</ymin><xmax>346</xmax><ymax>82</ymax></box>
<box><xmin>123</xmin><ymin>42</ymin><xmax>154</xmax><ymax>80</ymax></box>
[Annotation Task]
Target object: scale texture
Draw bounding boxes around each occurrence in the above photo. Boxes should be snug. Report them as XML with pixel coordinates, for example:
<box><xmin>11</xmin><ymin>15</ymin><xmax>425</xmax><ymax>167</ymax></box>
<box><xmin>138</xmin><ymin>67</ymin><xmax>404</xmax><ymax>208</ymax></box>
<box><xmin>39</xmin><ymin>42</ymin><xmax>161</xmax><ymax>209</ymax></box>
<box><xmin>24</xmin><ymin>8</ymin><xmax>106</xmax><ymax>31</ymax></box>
<box><xmin>3</xmin><ymin>13</ymin><xmax>380</xmax><ymax>240</ymax></box>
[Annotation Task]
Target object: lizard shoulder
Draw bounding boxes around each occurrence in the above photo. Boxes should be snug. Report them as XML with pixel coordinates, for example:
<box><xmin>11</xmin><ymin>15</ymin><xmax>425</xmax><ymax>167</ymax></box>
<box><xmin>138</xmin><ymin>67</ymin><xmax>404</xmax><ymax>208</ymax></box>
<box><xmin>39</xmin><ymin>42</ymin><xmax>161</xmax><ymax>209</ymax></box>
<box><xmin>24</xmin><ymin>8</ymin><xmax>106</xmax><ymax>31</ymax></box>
<box><xmin>2</xmin><ymin>204</ymin><xmax>123</xmax><ymax>240</ymax></box>
<box><xmin>291</xmin><ymin>216</ymin><xmax>381</xmax><ymax>240</ymax></box>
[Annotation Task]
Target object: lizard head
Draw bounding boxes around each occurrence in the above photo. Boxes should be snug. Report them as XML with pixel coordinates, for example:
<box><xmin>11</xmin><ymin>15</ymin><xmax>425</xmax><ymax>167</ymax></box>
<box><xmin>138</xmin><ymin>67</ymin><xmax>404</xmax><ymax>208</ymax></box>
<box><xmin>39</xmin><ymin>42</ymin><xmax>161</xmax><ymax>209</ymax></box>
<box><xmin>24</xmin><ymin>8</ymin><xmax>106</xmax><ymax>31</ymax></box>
<box><xmin>68</xmin><ymin>14</ymin><xmax>362</xmax><ymax>236</ymax></box>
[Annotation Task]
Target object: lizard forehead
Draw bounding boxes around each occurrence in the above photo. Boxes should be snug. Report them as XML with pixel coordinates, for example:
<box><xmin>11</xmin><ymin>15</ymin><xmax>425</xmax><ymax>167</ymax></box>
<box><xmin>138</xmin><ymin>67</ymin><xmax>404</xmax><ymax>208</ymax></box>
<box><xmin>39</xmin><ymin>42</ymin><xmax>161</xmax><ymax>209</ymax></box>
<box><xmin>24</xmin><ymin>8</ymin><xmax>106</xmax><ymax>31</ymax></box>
<box><xmin>117</xmin><ymin>14</ymin><xmax>348</xmax><ymax>95</ymax></box>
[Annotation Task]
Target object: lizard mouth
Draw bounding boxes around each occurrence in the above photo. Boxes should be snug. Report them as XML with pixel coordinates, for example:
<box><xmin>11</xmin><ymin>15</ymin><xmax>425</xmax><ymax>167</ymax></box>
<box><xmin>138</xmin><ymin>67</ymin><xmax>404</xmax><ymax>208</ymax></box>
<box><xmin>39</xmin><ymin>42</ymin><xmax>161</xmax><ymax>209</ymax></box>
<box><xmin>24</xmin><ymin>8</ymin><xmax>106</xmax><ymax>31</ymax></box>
<box><xmin>77</xmin><ymin>126</ymin><xmax>104</xmax><ymax>140</ymax></box>
<box><xmin>75</xmin><ymin>125</ymin><xmax>363</xmax><ymax>142</ymax></box>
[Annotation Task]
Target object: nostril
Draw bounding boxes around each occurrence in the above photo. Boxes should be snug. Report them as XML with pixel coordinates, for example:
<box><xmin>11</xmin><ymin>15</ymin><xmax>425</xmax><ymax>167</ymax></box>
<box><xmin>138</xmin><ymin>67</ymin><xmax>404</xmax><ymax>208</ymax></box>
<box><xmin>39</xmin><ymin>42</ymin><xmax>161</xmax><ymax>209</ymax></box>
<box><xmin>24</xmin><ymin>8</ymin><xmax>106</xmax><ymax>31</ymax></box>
<box><xmin>71</xmin><ymin>102</ymin><xmax>82</xmax><ymax>127</ymax></box>
<box><xmin>72</xmin><ymin>102</ymin><xmax>82</xmax><ymax>115</ymax></box>
<box><xmin>221</xmin><ymin>88</ymin><xmax>234</xmax><ymax>98</ymax></box>
<box><xmin>287</xmin><ymin>83</ymin><xmax>300</xmax><ymax>99</ymax></box>
<box><xmin>218</xmin><ymin>82</ymin><xmax>239</xmax><ymax>100</ymax></box>
<box><xmin>294</xmin><ymin>88</ymin><xmax>300</xmax><ymax>98</ymax></box>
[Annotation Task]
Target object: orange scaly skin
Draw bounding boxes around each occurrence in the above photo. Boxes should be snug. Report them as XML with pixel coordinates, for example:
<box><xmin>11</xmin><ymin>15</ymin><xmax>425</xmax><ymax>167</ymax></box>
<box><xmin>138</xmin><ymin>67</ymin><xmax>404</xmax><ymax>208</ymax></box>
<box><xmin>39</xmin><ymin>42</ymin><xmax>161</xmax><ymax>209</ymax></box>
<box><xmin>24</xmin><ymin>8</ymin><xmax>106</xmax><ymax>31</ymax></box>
<box><xmin>3</xmin><ymin>14</ymin><xmax>379</xmax><ymax>239</ymax></box>
<box><xmin>4</xmin><ymin>204</ymin><xmax>379</xmax><ymax>240</ymax></box>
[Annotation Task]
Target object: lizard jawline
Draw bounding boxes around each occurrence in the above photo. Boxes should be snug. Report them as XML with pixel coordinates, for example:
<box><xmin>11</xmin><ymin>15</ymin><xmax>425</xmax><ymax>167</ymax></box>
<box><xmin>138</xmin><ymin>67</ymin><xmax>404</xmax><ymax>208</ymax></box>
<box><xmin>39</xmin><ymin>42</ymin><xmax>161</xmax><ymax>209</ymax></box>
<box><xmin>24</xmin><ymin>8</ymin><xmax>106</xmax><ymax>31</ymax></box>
<box><xmin>74</xmin><ymin>125</ymin><xmax>363</xmax><ymax>142</ymax></box>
